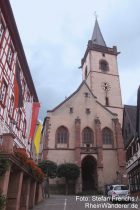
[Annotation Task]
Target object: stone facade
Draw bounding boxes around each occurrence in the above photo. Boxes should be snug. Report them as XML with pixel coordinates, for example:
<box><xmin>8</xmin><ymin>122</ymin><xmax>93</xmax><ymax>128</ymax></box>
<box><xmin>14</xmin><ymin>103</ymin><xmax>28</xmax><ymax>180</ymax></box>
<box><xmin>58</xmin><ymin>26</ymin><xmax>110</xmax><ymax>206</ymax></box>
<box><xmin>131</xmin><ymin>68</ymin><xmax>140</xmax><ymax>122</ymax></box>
<box><xmin>42</xmin><ymin>19</ymin><xmax>126</xmax><ymax>194</ymax></box>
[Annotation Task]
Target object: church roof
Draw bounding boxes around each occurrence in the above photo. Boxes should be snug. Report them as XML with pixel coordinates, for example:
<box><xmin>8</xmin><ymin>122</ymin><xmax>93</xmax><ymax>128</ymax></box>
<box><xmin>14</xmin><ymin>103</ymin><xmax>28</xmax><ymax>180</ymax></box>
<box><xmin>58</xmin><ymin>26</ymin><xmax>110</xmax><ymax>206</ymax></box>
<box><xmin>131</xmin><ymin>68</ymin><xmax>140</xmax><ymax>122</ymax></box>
<box><xmin>91</xmin><ymin>19</ymin><xmax>106</xmax><ymax>47</ymax></box>
<box><xmin>124</xmin><ymin>105</ymin><xmax>137</xmax><ymax>131</ymax></box>
<box><xmin>122</xmin><ymin>105</ymin><xmax>137</xmax><ymax>147</ymax></box>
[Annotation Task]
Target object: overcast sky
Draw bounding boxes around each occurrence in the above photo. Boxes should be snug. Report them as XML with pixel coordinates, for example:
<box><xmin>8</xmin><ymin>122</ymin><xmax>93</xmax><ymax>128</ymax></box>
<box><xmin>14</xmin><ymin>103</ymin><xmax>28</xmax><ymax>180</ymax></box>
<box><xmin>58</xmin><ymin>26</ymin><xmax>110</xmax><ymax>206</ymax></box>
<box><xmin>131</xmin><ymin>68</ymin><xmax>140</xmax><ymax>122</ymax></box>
<box><xmin>10</xmin><ymin>0</ymin><xmax>140</xmax><ymax>120</ymax></box>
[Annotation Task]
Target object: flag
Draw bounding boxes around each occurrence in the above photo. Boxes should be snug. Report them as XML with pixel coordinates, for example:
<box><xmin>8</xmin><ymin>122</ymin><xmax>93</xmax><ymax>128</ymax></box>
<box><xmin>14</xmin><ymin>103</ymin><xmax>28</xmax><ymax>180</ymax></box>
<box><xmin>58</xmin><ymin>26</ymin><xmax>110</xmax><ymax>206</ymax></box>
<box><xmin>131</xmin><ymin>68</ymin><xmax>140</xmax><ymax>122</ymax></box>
<box><xmin>29</xmin><ymin>102</ymin><xmax>40</xmax><ymax>140</ymax></box>
<box><xmin>34</xmin><ymin>123</ymin><xmax>42</xmax><ymax>154</ymax></box>
<box><xmin>14</xmin><ymin>63</ymin><xmax>23</xmax><ymax>108</ymax></box>
<box><xmin>24</xmin><ymin>101</ymin><xmax>33</xmax><ymax>139</ymax></box>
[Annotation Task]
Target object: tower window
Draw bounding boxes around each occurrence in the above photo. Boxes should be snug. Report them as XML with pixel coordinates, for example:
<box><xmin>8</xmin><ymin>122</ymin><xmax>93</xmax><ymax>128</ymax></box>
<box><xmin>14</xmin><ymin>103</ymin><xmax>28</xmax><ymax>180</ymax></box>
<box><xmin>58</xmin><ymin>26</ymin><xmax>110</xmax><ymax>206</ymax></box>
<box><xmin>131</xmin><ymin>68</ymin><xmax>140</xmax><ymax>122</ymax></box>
<box><xmin>105</xmin><ymin>96</ymin><xmax>109</xmax><ymax>106</ymax></box>
<box><xmin>99</xmin><ymin>60</ymin><xmax>109</xmax><ymax>72</ymax></box>
<box><xmin>85</xmin><ymin>66</ymin><xmax>88</xmax><ymax>79</ymax></box>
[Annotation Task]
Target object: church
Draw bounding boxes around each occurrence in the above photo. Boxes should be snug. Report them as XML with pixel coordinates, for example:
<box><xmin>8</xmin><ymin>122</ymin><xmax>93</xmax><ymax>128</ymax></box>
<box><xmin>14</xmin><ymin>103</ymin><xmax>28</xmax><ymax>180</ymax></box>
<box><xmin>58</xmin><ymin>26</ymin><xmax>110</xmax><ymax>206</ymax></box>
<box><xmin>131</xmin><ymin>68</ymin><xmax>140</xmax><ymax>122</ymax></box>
<box><xmin>42</xmin><ymin>19</ymin><xmax>126</xmax><ymax>193</ymax></box>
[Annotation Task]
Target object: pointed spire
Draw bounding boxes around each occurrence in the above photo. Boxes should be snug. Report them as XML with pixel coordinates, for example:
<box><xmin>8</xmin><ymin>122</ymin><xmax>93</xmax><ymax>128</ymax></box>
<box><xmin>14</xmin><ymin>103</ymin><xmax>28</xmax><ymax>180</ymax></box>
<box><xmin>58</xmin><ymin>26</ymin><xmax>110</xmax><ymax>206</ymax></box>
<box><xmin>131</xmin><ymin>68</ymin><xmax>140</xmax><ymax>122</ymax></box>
<box><xmin>91</xmin><ymin>18</ymin><xmax>106</xmax><ymax>47</ymax></box>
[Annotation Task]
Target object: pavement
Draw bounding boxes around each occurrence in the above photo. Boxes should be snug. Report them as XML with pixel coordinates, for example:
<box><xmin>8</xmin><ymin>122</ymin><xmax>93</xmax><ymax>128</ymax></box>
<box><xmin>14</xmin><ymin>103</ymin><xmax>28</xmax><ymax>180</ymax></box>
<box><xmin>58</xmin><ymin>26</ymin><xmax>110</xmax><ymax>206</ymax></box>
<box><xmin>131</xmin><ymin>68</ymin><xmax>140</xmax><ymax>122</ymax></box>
<box><xmin>33</xmin><ymin>195</ymin><xmax>140</xmax><ymax>210</ymax></box>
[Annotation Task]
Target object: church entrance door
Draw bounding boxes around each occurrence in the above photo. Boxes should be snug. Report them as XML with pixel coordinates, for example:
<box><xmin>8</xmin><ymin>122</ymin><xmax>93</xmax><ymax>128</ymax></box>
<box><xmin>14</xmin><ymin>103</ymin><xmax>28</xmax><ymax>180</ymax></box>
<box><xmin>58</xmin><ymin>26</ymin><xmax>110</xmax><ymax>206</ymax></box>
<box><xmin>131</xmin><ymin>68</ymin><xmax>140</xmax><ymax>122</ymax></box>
<box><xmin>81</xmin><ymin>155</ymin><xmax>97</xmax><ymax>193</ymax></box>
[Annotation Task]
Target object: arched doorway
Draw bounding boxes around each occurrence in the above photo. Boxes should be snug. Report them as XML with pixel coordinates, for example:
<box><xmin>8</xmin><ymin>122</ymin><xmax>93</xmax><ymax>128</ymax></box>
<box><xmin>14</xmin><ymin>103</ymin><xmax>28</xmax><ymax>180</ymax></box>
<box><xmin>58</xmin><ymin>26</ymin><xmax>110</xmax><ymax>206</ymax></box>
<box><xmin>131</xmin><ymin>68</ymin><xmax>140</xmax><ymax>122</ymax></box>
<box><xmin>81</xmin><ymin>155</ymin><xmax>97</xmax><ymax>192</ymax></box>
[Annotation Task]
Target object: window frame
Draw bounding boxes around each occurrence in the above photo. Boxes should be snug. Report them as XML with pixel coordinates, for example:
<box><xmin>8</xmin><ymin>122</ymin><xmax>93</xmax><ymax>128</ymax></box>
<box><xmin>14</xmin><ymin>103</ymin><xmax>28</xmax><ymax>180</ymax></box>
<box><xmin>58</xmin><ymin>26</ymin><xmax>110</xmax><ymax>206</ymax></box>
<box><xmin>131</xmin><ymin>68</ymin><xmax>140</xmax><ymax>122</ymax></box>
<box><xmin>0</xmin><ymin>79</ymin><xmax>8</xmax><ymax>107</ymax></box>
<box><xmin>56</xmin><ymin>126</ymin><xmax>69</xmax><ymax>147</ymax></box>
<box><xmin>102</xmin><ymin>127</ymin><xmax>113</xmax><ymax>145</ymax></box>
<box><xmin>99</xmin><ymin>59</ymin><xmax>109</xmax><ymax>72</ymax></box>
<box><xmin>82</xmin><ymin>127</ymin><xmax>94</xmax><ymax>145</ymax></box>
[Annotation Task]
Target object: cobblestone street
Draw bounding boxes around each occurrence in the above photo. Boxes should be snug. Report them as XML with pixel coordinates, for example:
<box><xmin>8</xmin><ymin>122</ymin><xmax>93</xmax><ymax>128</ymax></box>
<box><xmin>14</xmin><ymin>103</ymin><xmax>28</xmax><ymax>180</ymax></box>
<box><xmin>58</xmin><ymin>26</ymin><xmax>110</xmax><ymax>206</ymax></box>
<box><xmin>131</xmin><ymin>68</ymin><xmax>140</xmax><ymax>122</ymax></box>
<box><xmin>32</xmin><ymin>195</ymin><xmax>140</xmax><ymax>210</ymax></box>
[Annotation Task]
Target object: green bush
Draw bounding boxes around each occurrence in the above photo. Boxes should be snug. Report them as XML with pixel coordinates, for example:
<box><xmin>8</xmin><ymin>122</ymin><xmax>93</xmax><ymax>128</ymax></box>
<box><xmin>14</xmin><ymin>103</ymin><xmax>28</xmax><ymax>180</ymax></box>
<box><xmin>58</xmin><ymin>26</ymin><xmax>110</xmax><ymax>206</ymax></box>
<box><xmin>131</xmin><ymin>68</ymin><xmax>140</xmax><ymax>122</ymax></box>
<box><xmin>0</xmin><ymin>195</ymin><xmax>6</xmax><ymax>210</ymax></box>
<box><xmin>0</xmin><ymin>159</ymin><xmax>10</xmax><ymax>177</ymax></box>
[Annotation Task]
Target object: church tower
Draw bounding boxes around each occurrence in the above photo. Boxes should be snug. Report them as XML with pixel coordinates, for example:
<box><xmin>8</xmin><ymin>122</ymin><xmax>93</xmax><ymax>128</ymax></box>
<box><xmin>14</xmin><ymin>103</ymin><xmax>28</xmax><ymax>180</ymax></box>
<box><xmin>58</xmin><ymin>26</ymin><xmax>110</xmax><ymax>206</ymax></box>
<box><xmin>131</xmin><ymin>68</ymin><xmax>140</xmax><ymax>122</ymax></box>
<box><xmin>81</xmin><ymin>19</ymin><xmax>123</xmax><ymax>123</ymax></box>
<box><xmin>42</xmin><ymin>18</ymin><xmax>126</xmax><ymax>194</ymax></box>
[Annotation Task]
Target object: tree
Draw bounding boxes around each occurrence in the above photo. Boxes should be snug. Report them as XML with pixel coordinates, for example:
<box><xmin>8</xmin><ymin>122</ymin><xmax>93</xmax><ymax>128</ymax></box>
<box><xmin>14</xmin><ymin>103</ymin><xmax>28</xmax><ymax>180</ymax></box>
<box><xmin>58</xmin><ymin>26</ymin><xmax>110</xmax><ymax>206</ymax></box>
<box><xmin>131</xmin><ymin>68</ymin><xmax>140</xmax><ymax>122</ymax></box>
<box><xmin>57</xmin><ymin>163</ymin><xmax>80</xmax><ymax>195</ymax></box>
<box><xmin>38</xmin><ymin>160</ymin><xmax>57</xmax><ymax>197</ymax></box>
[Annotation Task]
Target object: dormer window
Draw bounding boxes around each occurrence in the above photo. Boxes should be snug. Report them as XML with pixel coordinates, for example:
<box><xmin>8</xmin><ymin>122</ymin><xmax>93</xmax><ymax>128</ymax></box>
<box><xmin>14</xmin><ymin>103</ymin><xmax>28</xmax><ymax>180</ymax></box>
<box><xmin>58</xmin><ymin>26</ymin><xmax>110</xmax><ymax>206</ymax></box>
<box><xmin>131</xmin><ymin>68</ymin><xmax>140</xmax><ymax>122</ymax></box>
<box><xmin>99</xmin><ymin>60</ymin><xmax>109</xmax><ymax>72</ymax></box>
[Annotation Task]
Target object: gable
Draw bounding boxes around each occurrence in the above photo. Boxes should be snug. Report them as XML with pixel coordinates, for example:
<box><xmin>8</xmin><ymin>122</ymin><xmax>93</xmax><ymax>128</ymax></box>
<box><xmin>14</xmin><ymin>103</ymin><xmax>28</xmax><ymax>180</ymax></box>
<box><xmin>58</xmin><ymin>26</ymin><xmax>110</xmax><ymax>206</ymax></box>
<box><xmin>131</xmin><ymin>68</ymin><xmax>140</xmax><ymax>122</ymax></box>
<box><xmin>47</xmin><ymin>81</ymin><xmax>117</xmax><ymax>122</ymax></box>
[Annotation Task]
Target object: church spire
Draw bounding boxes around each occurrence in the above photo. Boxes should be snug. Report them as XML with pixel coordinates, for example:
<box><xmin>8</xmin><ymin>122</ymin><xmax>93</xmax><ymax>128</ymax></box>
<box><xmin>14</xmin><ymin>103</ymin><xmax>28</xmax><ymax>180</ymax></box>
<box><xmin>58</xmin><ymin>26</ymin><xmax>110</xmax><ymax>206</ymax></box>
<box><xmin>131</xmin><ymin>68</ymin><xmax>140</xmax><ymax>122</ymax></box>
<box><xmin>91</xmin><ymin>19</ymin><xmax>106</xmax><ymax>47</ymax></box>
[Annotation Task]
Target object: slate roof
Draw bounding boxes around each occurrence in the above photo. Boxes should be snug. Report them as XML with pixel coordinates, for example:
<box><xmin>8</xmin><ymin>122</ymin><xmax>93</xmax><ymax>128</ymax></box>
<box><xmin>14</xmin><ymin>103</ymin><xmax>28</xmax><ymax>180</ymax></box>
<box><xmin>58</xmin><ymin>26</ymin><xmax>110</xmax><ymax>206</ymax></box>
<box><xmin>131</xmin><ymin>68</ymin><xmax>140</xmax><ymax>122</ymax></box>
<box><xmin>122</xmin><ymin>105</ymin><xmax>137</xmax><ymax>147</ymax></box>
<box><xmin>124</xmin><ymin>105</ymin><xmax>137</xmax><ymax>131</ymax></box>
<box><xmin>91</xmin><ymin>19</ymin><xmax>106</xmax><ymax>47</ymax></box>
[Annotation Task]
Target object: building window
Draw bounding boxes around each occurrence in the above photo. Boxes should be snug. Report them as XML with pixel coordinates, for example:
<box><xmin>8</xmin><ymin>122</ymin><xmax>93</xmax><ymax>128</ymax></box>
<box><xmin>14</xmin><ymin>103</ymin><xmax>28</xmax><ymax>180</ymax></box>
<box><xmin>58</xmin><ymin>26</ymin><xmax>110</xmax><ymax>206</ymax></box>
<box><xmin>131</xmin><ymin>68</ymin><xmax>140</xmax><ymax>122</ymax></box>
<box><xmin>0</xmin><ymin>21</ymin><xmax>5</xmax><ymax>42</ymax></box>
<box><xmin>0</xmin><ymin>80</ymin><xmax>8</xmax><ymax>106</ymax></box>
<box><xmin>56</xmin><ymin>126</ymin><xmax>68</xmax><ymax>144</ymax></box>
<box><xmin>102</xmin><ymin>127</ymin><xmax>113</xmax><ymax>144</ymax></box>
<box><xmin>17</xmin><ymin>110</ymin><xmax>22</xmax><ymax>129</ymax></box>
<box><xmin>85</xmin><ymin>92</ymin><xmax>90</xmax><ymax>98</ymax></box>
<box><xmin>7</xmin><ymin>45</ymin><xmax>14</xmax><ymax>66</ymax></box>
<box><xmin>99</xmin><ymin>60</ymin><xmax>109</xmax><ymax>72</ymax></box>
<box><xmin>105</xmin><ymin>96</ymin><xmax>109</xmax><ymax>106</ymax></box>
<box><xmin>22</xmin><ymin>79</ymin><xmax>26</xmax><ymax>97</ymax></box>
<box><xmin>23</xmin><ymin>119</ymin><xmax>26</xmax><ymax>137</ymax></box>
<box><xmin>86</xmin><ymin>108</ymin><xmax>91</xmax><ymax>114</ymax></box>
<box><xmin>82</xmin><ymin>127</ymin><xmax>94</xmax><ymax>144</ymax></box>
<box><xmin>85</xmin><ymin>66</ymin><xmax>88</xmax><ymax>79</ymax></box>
<box><xmin>69</xmin><ymin>107</ymin><xmax>73</xmax><ymax>113</ymax></box>
<box><xmin>9</xmin><ymin>96</ymin><xmax>14</xmax><ymax>118</ymax></box>
<box><xmin>102</xmin><ymin>53</ymin><xmax>105</xmax><ymax>57</ymax></box>
<box><xmin>129</xmin><ymin>166</ymin><xmax>140</xmax><ymax>193</ymax></box>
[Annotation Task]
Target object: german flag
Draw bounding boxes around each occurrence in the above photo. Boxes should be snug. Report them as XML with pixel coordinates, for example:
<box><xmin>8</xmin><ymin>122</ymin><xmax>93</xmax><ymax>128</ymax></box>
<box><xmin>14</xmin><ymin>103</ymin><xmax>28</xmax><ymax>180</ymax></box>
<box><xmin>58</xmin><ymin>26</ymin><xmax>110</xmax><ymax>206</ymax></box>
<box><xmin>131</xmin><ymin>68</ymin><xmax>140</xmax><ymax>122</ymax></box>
<box><xmin>14</xmin><ymin>62</ymin><xmax>23</xmax><ymax>108</ymax></box>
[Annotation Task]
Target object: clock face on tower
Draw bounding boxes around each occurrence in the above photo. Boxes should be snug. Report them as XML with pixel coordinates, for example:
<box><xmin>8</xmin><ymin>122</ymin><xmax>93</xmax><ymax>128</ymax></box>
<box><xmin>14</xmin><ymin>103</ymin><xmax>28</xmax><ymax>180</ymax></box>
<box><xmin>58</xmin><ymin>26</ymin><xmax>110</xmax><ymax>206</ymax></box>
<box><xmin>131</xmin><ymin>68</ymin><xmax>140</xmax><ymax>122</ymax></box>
<box><xmin>101</xmin><ymin>82</ymin><xmax>111</xmax><ymax>92</ymax></box>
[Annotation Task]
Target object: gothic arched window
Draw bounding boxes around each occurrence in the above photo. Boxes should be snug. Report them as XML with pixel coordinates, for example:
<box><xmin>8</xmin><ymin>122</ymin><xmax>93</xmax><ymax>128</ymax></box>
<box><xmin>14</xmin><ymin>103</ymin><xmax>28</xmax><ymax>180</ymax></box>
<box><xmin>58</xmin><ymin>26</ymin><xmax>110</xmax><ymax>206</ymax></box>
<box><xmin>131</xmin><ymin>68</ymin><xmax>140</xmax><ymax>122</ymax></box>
<box><xmin>99</xmin><ymin>60</ymin><xmax>109</xmax><ymax>72</ymax></box>
<box><xmin>102</xmin><ymin>127</ymin><xmax>113</xmax><ymax>144</ymax></box>
<box><xmin>82</xmin><ymin>127</ymin><xmax>94</xmax><ymax>144</ymax></box>
<box><xmin>56</xmin><ymin>126</ymin><xmax>69</xmax><ymax>145</ymax></box>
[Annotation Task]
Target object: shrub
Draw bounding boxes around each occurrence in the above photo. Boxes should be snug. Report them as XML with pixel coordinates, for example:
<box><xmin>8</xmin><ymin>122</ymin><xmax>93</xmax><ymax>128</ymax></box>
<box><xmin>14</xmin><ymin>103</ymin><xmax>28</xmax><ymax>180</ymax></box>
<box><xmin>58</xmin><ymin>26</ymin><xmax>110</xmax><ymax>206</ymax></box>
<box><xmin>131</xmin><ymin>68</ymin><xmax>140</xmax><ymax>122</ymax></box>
<box><xmin>0</xmin><ymin>159</ymin><xmax>10</xmax><ymax>177</ymax></box>
<box><xmin>0</xmin><ymin>195</ymin><xmax>6</xmax><ymax>210</ymax></box>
